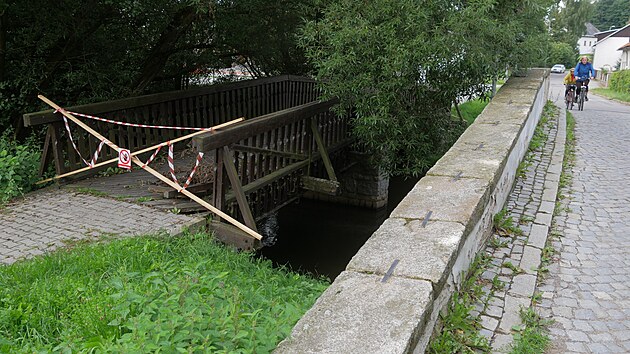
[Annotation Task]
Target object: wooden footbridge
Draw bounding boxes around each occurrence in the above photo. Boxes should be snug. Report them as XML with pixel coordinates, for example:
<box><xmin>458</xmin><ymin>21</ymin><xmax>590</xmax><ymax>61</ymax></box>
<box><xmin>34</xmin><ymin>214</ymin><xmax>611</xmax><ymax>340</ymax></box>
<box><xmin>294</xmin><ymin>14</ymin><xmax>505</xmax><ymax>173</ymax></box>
<box><xmin>23</xmin><ymin>76</ymin><xmax>353</xmax><ymax>248</ymax></box>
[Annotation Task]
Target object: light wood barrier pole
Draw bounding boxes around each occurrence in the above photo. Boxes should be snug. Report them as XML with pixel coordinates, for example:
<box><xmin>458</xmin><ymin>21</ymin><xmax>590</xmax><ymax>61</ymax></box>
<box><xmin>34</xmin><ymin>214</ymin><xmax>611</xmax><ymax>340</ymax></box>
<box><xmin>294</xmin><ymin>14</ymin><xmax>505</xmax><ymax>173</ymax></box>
<box><xmin>37</xmin><ymin>115</ymin><xmax>244</xmax><ymax>184</ymax></box>
<box><xmin>38</xmin><ymin>95</ymin><xmax>262</xmax><ymax>241</ymax></box>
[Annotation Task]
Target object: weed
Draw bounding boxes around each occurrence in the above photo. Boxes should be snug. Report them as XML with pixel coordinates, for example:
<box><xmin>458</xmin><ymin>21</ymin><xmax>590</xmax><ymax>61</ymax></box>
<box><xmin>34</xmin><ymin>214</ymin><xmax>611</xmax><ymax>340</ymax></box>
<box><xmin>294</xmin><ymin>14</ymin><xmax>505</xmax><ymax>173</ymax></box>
<box><xmin>491</xmin><ymin>275</ymin><xmax>505</xmax><ymax>291</ymax></box>
<box><xmin>519</xmin><ymin>216</ymin><xmax>534</xmax><ymax>225</ymax></box>
<box><xmin>501</xmin><ymin>261</ymin><xmax>524</xmax><ymax>275</ymax></box>
<box><xmin>489</xmin><ymin>236</ymin><xmax>509</xmax><ymax>249</ymax></box>
<box><xmin>531</xmin><ymin>292</ymin><xmax>542</xmax><ymax>304</ymax></box>
<box><xmin>509</xmin><ymin>308</ymin><xmax>551</xmax><ymax>354</ymax></box>
<box><xmin>136</xmin><ymin>196</ymin><xmax>154</xmax><ymax>202</ymax></box>
<box><xmin>170</xmin><ymin>207</ymin><xmax>181</xmax><ymax>214</ymax></box>
<box><xmin>493</xmin><ymin>209</ymin><xmax>523</xmax><ymax>236</ymax></box>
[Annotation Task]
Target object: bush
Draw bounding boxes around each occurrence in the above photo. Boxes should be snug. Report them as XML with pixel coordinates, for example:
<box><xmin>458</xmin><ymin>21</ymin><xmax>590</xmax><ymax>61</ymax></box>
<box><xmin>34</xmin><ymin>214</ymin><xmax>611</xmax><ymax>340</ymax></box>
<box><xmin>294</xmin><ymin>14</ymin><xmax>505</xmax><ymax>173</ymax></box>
<box><xmin>0</xmin><ymin>132</ymin><xmax>41</xmax><ymax>204</ymax></box>
<box><xmin>609</xmin><ymin>70</ymin><xmax>630</xmax><ymax>94</ymax></box>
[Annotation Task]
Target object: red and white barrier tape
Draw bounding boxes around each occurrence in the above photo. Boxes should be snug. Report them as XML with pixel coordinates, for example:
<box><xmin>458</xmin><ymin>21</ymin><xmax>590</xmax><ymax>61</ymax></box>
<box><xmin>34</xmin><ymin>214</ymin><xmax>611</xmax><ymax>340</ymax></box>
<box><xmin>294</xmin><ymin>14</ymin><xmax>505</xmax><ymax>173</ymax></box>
<box><xmin>58</xmin><ymin>108</ymin><xmax>204</xmax><ymax>187</ymax></box>
<box><xmin>142</xmin><ymin>146</ymin><xmax>162</xmax><ymax>168</ymax></box>
<box><xmin>181</xmin><ymin>152</ymin><xmax>205</xmax><ymax>190</ymax></box>
<box><xmin>62</xmin><ymin>116</ymin><xmax>105</xmax><ymax>168</ymax></box>
<box><xmin>58</xmin><ymin>108</ymin><xmax>214</xmax><ymax>131</ymax></box>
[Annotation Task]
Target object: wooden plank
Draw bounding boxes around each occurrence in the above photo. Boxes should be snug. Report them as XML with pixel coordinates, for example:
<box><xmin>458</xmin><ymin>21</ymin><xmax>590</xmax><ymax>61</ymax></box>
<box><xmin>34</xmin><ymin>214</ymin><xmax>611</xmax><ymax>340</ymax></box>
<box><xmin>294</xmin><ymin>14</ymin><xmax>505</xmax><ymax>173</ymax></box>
<box><xmin>192</xmin><ymin>99</ymin><xmax>338</xmax><ymax>152</ymax></box>
<box><xmin>222</xmin><ymin>146</ymin><xmax>257</xmax><ymax>232</ymax></box>
<box><xmin>38</xmin><ymin>125</ymin><xmax>54</xmax><ymax>177</ymax></box>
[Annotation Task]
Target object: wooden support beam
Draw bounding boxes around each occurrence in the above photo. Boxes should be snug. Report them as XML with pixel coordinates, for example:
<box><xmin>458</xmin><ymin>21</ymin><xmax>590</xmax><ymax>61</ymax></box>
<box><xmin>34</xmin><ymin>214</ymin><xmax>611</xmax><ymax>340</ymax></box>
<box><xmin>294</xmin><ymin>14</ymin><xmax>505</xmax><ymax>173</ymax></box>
<box><xmin>222</xmin><ymin>146</ymin><xmax>258</xmax><ymax>232</ymax></box>
<box><xmin>310</xmin><ymin>118</ymin><xmax>337</xmax><ymax>182</ymax></box>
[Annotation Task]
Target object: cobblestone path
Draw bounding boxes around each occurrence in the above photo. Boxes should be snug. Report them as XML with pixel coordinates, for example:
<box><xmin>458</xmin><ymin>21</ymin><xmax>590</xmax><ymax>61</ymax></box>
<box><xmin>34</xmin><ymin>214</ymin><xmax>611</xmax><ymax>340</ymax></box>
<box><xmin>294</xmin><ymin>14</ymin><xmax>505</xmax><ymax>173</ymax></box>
<box><xmin>0</xmin><ymin>188</ymin><xmax>204</xmax><ymax>265</ymax></box>
<box><xmin>469</xmin><ymin>97</ymin><xmax>564</xmax><ymax>352</ymax></box>
<box><xmin>537</xmin><ymin>77</ymin><xmax>630</xmax><ymax>353</ymax></box>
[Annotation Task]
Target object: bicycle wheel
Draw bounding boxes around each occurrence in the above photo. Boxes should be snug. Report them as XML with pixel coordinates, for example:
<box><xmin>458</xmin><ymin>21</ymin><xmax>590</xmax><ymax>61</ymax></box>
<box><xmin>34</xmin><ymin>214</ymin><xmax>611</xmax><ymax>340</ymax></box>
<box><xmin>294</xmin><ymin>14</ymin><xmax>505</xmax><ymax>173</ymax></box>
<box><xmin>578</xmin><ymin>90</ymin><xmax>585</xmax><ymax>111</ymax></box>
<box><xmin>566</xmin><ymin>91</ymin><xmax>574</xmax><ymax>110</ymax></box>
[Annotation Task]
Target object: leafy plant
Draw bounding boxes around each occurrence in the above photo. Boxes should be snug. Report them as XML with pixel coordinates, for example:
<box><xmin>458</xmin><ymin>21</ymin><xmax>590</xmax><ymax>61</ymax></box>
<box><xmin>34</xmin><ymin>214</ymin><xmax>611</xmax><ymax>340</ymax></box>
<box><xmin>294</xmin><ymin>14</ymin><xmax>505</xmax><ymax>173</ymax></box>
<box><xmin>509</xmin><ymin>308</ymin><xmax>551</xmax><ymax>354</ymax></box>
<box><xmin>0</xmin><ymin>132</ymin><xmax>41</xmax><ymax>205</ymax></box>
<box><xmin>493</xmin><ymin>209</ymin><xmax>523</xmax><ymax>236</ymax></box>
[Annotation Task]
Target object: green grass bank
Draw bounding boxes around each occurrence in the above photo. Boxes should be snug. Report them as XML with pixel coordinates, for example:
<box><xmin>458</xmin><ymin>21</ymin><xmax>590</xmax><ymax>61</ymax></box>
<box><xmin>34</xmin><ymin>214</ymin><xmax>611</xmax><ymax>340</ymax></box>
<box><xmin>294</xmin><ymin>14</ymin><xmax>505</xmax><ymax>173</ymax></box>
<box><xmin>0</xmin><ymin>232</ymin><xmax>328</xmax><ymax>353</ymax></box>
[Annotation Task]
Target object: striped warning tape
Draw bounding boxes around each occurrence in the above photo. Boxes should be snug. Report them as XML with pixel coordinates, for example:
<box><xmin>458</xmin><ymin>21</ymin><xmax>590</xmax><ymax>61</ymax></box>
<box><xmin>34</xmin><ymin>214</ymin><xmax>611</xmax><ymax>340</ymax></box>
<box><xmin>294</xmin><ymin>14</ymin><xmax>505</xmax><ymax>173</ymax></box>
<box><xmin>59</xmin><ymin>108</ymin><xmax>204</xmax><ymax>189</ymax></box>
<box><xmin>62</xmin><ymin>116</ymin><xmax>105</xmax><ymax>168</ymax></box>
<box><xmin>58</xmin><ymin>108</ymin><xmax>214</xmax><ymax>131</ymax></box>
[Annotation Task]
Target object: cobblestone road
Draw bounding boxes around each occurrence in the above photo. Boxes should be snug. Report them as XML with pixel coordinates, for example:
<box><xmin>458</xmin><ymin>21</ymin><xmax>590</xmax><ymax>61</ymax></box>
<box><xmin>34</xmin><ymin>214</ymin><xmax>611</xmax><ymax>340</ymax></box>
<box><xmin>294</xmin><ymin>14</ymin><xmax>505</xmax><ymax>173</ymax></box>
<box><xmin>538</xmin><ymin>76</ymin><xmax>630</xmax><ymax>353</ymax></box>
<box><xmin>0</xmin><ymin>188</ymin><xmax>203</xmax><ymax>265</ymax></box>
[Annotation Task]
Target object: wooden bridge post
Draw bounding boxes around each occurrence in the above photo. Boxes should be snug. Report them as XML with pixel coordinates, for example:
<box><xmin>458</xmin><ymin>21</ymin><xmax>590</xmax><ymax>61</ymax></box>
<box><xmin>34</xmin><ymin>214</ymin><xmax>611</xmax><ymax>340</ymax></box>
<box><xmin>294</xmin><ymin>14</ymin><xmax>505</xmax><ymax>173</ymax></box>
<box><xmin>221</xmin><ymin>146</ymin><xmax>258</xmax><ymax>232</ymax></box>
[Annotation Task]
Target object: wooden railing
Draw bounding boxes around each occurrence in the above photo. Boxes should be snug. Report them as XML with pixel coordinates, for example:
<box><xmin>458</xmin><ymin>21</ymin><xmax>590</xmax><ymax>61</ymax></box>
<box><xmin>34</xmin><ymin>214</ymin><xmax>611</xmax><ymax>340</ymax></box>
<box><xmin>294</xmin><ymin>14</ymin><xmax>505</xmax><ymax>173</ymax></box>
<box><xmin>192</xmin><ymin>98</ymin><xmax>353</xmax><ymax>226</ymax></box>
<box><xmin>23</xmin><ymin>75</ymin><xmax>317</xmax><ymax>178</ymax></box>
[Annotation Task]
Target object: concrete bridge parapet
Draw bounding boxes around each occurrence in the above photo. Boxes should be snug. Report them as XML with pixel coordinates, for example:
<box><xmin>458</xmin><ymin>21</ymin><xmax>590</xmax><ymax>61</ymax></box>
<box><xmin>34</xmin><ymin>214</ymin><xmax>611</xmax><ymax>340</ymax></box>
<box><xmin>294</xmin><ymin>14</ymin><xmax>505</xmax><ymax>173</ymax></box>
<box><xmin>274</xmin><ymin>68</ymin><xmax>550</xmax><ymax>353</ymax></box>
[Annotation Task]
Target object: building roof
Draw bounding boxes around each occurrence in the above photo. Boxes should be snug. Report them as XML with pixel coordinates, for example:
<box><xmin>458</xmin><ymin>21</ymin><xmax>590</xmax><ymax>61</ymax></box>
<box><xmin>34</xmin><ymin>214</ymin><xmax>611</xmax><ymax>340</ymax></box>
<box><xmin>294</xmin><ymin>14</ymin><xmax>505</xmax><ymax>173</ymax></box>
<box><xmin>594</xmin><ymin>24</ymin><xmax>630</xmax><ymax>45</ymax></box>
<box><xmin>585</xmin><ymin>23</ymin><xmax>600</xmax><ymax>36</ymax></box>
<box><xmin>618</xmin><ymin>42</ymin><xmax>630</xmax><ymax>51</ymax></box>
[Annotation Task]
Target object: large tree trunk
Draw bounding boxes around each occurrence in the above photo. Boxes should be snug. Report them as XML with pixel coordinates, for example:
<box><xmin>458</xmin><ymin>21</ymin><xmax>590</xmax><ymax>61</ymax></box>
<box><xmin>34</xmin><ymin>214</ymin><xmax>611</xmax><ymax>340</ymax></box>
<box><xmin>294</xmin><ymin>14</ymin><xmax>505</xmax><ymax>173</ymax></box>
<box><xmin>131</xmin><ymin>6</ymin><xmax>198</xmax><ymax>95</ymax></box>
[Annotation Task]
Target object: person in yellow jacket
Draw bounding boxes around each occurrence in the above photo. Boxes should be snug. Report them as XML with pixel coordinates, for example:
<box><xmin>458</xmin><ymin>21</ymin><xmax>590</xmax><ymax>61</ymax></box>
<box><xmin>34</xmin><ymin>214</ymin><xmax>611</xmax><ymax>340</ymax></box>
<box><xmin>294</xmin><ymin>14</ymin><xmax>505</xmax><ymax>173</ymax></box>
<box><xmin>563</xmin><ymin>68</ymin><xmax>577</xmax><ymax>102</ymax></box>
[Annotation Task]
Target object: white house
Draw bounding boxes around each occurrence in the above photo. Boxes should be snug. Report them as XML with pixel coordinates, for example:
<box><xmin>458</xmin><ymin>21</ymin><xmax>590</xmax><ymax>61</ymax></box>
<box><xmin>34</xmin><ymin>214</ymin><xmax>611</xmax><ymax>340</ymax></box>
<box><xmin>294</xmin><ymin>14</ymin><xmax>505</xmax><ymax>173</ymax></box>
<box><xmin>577</xmin><ymin>23</ymin><xmax>600</xmax><ymax>55</ymax></box>
<box><xmin>619</xmin><ymin>42</ymin><xmax>630</xmax><ymax>70</ymax></box>
<box><xmin>592</xmin><ymin>24</ymin><xmax>630</xmax><ymax>72</ymax></box>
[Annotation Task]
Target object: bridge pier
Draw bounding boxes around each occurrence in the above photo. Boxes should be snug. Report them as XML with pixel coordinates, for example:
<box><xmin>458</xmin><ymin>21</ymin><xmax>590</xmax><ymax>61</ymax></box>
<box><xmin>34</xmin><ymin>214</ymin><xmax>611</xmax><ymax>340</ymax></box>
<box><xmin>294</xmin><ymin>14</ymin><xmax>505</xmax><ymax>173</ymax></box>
<box><xmin>303</xmin><ymin>150</ymin><xmax>389</xmax><ymax>209</ymax></box>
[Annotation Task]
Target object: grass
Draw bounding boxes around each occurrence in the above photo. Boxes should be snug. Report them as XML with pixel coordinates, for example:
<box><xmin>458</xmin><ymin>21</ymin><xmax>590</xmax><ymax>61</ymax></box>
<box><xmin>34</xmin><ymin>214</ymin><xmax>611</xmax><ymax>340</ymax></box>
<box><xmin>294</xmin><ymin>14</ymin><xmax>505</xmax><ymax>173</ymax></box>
<box><xmin>453</xmin><ymin>99</ymin><xmax>490</xmax><ymax>125</ymax></box>
<box><xmin>591</xmin><ymin>87</ymin><xmax>630</xmax><ymax>103</ymax></box>
<box><xmin>0</xmin><ymin>232</ymin><xmax>328</xmax><ymax>352</ymax></box>
<box><xmin>74</xmin><ymin>187</ymin><xmax>108</xmax><ymax>197</ymax></box>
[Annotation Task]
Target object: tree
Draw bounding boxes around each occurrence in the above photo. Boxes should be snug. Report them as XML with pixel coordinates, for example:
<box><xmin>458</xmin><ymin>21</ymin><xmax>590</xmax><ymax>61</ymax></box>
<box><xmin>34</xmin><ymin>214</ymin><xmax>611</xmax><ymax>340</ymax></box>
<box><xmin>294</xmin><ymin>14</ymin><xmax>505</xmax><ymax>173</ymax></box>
<box><xmin>0</xmin><ymin>0</ymin><xmax>316</xmax><ymax>135</ymax></box>
<box><xmin>591</xmin><ymin>0</ymin><xmax>630</xmax><ymax>30</ymax></box>
<box><xmin>301</xmin><ymin>0</ymin><xmax>553</xmax><ymax>175</ymax></box>
<box><xmin>548</xmin><ymin>42</ymin><xmax>578</xmax><ymax>67</ymax></box>
<box><xmin>549</xmin><ymin>0</ymin><xmax>595</xmax><ymax>45</ymax></box>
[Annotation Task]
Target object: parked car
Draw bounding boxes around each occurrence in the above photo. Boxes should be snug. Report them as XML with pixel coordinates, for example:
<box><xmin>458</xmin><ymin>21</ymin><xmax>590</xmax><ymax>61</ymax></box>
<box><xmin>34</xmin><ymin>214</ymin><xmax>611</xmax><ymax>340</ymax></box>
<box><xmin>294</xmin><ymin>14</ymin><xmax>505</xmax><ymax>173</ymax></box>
<box><xmin>551</xmin><ymin>64</ymin><xmax>566</xmax><ymax>73</ymax></box>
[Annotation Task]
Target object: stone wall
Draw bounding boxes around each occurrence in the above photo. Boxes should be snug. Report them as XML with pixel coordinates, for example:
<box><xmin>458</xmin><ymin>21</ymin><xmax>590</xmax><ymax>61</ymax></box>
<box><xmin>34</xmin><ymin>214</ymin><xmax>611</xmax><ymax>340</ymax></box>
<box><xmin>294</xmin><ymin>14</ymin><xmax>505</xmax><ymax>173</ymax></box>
<box><xmin>275</xmin><ymin>69</ymin><xmax>550</xmax><ymax>354</ymax></box>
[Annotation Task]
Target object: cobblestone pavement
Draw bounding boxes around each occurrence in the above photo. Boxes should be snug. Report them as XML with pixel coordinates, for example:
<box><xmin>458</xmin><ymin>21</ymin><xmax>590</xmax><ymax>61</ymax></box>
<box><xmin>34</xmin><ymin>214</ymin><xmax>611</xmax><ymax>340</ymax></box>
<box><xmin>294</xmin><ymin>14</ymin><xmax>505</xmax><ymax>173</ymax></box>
<box><xmin>0</xmin><ymin>187</ymin><xmax>204</xmax><ymax>265</ymax></box>
<box><xmin>470</xmin><ymin>93</ymin><xmax>565</xmax><ymax>352</ymax></box>
<box><xmin>536</xmin><ymin>76</ymin><xmax>630</xmax><ymax>353</ymax></box>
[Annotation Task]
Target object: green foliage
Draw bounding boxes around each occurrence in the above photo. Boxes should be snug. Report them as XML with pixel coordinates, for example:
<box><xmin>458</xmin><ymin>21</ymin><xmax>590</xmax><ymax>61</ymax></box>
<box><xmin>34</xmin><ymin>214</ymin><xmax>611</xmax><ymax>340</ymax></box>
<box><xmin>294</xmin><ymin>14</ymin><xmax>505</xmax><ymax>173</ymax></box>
<box><xmin>0</xmin><ymin>232</ymin><xmax>328</xmax><ymax>352</ymax></box>
<box><xmin>0</xmin><ymin>132</ymin><xmax>40</xmax><ymax>204</ymax></box>
<box><xmin>591</xmin><ymin>0</ymin><xmax>630</xmax><ymax>31</ymax></box>
<box><xmin>301</xmin><ymin>0</ymin><xmax>553</xmax><ymax>175</ymax></box>
<box><xmin>608</xmin><ymin>70</ymin><xmax>630</xmax><ymax>95</ymax></box>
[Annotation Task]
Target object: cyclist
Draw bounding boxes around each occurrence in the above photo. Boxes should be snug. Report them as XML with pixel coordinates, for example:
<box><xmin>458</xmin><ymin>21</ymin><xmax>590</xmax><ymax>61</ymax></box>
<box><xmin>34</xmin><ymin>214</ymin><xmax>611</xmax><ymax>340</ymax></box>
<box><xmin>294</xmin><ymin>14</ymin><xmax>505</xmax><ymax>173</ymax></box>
<box><xmin>574</xmin><ymin>56</ymin><xmax>595</xmax><ymax>101</ymax></box>
<box><xmin>563</xmin><ymin>68</ymin><xmax>577</xmax><ymax>102</ymax></box>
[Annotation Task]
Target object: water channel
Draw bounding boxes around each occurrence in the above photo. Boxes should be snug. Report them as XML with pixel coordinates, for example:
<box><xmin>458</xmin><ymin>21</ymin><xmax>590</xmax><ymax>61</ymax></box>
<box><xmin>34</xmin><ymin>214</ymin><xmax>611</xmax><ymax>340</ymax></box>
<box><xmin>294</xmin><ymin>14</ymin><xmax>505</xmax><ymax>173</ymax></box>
<box><xmin>257</xmin><ymin>175</ymin><xmax>420</xmax><ymax>281</ymax></box>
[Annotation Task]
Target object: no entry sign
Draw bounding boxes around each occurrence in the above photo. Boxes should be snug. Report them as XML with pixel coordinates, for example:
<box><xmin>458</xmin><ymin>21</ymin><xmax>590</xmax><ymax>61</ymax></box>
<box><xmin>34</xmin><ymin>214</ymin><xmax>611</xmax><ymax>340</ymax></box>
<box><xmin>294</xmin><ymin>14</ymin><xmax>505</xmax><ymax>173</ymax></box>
<box><xmin>118</xmin><ymin>149</ymin><xmax>132</xmax><ymax>169</ymax></box>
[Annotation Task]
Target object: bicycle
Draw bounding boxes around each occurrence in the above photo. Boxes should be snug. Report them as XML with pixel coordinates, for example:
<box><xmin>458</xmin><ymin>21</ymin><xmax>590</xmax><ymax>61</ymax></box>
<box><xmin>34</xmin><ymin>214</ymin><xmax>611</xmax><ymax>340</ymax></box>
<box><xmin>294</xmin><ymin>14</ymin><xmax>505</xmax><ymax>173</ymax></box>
<box><xmin>575</xmin><ymin>76</ymin><xmax>590</xmax><ymax>111</ymax></box>
<box><xmin>565</xmin><ymin>85</ymin><xmax>575</xmax><ymax>110</ymax></box>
